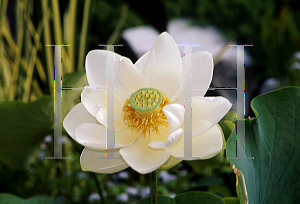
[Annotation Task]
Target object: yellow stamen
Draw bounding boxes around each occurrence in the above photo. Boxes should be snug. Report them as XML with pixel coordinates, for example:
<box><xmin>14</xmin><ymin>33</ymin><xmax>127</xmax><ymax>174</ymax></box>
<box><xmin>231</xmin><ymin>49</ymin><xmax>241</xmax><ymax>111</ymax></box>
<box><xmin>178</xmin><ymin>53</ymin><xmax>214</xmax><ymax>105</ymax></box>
<box><xmin>122</xmin><ymin>88</ymin><xmax>173</xmax><ymax>139</ymax></box>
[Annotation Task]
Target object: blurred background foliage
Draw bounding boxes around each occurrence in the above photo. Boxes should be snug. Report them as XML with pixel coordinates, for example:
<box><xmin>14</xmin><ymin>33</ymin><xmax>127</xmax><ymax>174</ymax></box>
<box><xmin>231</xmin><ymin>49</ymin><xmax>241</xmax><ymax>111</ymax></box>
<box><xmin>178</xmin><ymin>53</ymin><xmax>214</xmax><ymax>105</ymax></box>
<box><xmin>0</xmin><ymin>0</ymin><xmax>299</xmax><ymax>203</ymax></box>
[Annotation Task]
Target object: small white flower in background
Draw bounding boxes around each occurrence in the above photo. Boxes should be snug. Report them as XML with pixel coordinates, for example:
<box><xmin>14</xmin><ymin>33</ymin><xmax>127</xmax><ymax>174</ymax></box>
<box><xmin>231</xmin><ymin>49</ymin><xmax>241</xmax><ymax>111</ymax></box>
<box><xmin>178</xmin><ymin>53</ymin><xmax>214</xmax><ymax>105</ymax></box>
<box><xmin>116</xmin><ymin>171</ymin><xmax>129</xmax><ymax>179</ymax></box>
<box><xmin>127</xmin><ymin>187</ymin><xmax>139</xmax><ymax>196</ymax></box>
<box><xmin>179</xmin><ymin>169</ymin><xmax>187</xmax><ymax>176</ymax></box>
<box><xmin>44</xmin><ymin>135</ymin><xmax>52</xmax><ymax>143</ymax></box>
<box><xmin>88</xmin><ymin>193</ymin><xmax>101</xmax><ymax>202</ymax></box>
<box><xmin>259</xmin><ymin>78</ymin><xmax>281</xmax><ymax>94</ymax></box>
<box><xmin>292</xmin><ymin>62</ymin><xmax>300</xmax><ymax>70</ymax></box>
<box><xmin>294</xmin><ymin>51</ymin><xmax>300</xmax><ymax>61</ymax></box>
<box><xmin>169</xmin><ymin>193</ymin><xmax>176</xmax><ymax>198</ymax></box>
<box><xmin>106</xmin><ymin>181</ymin><xmax>114</xmax><ymax>187</ymax></box>
<box><xmin>158</xmin><ymin>171</ymin><xmax>177</xmax><ymax>184</ymax></box>
<box><xmin>140</xmin><ymin>186</ymin><xmax>151</xmax><ymax>198</ymax></box>
<box><xmin>63</xmin><ymin>31</ymin><xmax>232</xmax><ymax>174</ymax></box>
<box><xmin>38</xmin><ymin>151</ymin><xmax>46</xmax><ymax>160</ymax></box>
<box><xmin>76</xmin><ymin>172</ymin><xmax>88</xmax><ymax>179</ymax></box>
<box><xmin>116</xmin><ymin>193</ymin><xmax>129</xmax><ymax>202</ymax></box>
<box><xmin>123</xmin><ymin>19</ymin><xmax>248</xmax><ymax>62</ymax></box>
<box><xmin>291</xmin><ymin>51</ymin><xmax>300</xmax><ymax>70</ymax></box>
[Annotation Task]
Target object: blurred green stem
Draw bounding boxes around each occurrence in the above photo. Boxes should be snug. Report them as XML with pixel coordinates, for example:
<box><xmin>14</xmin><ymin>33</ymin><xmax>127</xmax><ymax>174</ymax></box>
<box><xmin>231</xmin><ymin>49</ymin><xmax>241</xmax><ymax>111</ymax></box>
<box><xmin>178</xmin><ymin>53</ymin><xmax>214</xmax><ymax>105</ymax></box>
<box><xmin>42</xmin><ymin>0</ymin><xmax>54</xmax><ymax>94</ymax></box>
<box><xmin>91</xmin><ymin>173</ymin><xmax>106</xmax><ymax>204</ymax></box>
<box><xmin>106</xmin><ymin>3</ymin><xmax>129</xmax><ymax>45</ymax></box>
<box><xmin>20</xmin><ymin>59</ymin><xmax>44</xmax><ymax>97</ymax></box>
<box><xmin>68</xmin><ymin>0</ymin><xmax>77</xmax><ymax>73</ymax></box>
<box><xmin>9</xmin><ymin>1</ymin><xmax>24</xmax><ymax>100</ymax></box>
<box><xmin>0</xmin><ymin>0</ymin><xmax>8</xmax><ymax>22</ymax></box>
<box><xmin>23</xmin><ymin>21</ymin><xmax>43</xmax><ymax>102</ymax></box>
<box><xmin>77</xmin><ymin>0</ymin><xmax>91</xmax><ymax>71</ymax></box>
<box><xmin>51</xmin><ymin>0</ymin><xmax>63</xmax><ymax>44</ymax></box>
<box><xmin>150</xmin><ymin>170</ymin><xmax>157</xmax><ymax>204</ymax></box>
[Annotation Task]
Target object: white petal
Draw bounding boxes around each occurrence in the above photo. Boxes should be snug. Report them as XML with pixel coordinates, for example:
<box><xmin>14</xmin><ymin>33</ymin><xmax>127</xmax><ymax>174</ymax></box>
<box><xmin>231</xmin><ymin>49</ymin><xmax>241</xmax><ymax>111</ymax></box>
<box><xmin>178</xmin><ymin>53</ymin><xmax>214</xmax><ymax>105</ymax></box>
<box><xmin>75</xmin><ymin>123</ymin><xmax>138</xmax><ymax>150</ymax></box>
<box><xmin>115</xmin><ymin>128</ymin><xmax>140</xmax><ymax>148</ymax></box>
<box><xmin>190</xmin><ymin>52</ymin><xmax>213</xmax><ymax>96</ymax></box>
<box><xmin>114</xmin><ymin>114</ymin><xmax>129</xmax><ymax>131</ymax></box>
<box><xmin>159</xmin><ymin>156</ymin><xmax>182</xmax><ymax>170</ymax></box>
<box><xmin>108</xmin><ymin>94</ymin><xmax>126</xmax><ymax>131</ymax></box>
<box><xmin>85</xmin><ymin>50</ymin><xmax>130</xmax><ymax>101</ymax></box>
<box><xmin>135</xmin><ymin>51</ymin><xmax>150</xmax><ymax>73</ymax></box>
<box><xmin>162</xmin><ymin>104</ymin><xmax>185</xmax><ymax>133</ymax></box>
<box><xmin>80</xmin><ymin>148</ymin><xmax>129</xmax><ymax>174</ymax></box>
<box><xmin>117</xmin><ymin>57</ymin><xmax>145</xmax><ymax>93</ymax></box>
<box><xmin>119</xmin><ymin>136</ymin><xmax>170</xmax><ymax>174</ymax></box>
<box><xmin>81</xmin><ymin>87</ymin><xmax>106</xmax><ymax>117</ymax></box>
<box><xmin>148</xmin><ymin>128</ymin><xmax>183</xmax><ymax>149</ymax></box>
<box><xmin>86</xmin><ymin>50</ymin><xmax>119</xmax><ymax>87</ymax></box>
<box><xmin>96</xmin><ymin>97</ymin><xmax>128</xmax><ymax>131</ymax></box>
<box><xmin>170</xmin><ymin>79</ymin><xmax>185</xmax><ymax>106</ymax></box>
<box><xmin>142</xmin><ymin>32</ymin><xmax>182</xmax><ymax>98</ymax></box>
<box><xmin>96</xmin><ymin>108</ymin><xmax>128</xmax><ymax>131</ymax></box>
<box><xmin>171</xmin><ymin>51</ymin><xmax>214</xmax><ymax>104</ymax></box>
<box><xmin>149</xmin><ymin>127</ymin><xmax>170</xmax><ymax>143</ymax></box>
<box><xmin>75</xmin><ymin>123</ymin><xmax>111</xmax><ymax>150</ymax></box>
<box><xmin>63</xmin><ymin>103</ymin><xmax>98</xmax><ymax>141</ymax></box>
<box><xmin>191</xmin><ymin>96</ymin><xmax>232</xmax><ymax>136</ymax></box>
<box><xmin>170</xmin><ymin>125</ymin><xmax>223</xmax><ymax>159</ymax></box>
<box><xmin>81</xmin><ymin>87</ymin><xmax>127</xmax><ymax>131</ymax></box>
<box><xmin>95</xmin><ymin>104</ymin><xmax>107</xmax><ymax>126</ymax></box>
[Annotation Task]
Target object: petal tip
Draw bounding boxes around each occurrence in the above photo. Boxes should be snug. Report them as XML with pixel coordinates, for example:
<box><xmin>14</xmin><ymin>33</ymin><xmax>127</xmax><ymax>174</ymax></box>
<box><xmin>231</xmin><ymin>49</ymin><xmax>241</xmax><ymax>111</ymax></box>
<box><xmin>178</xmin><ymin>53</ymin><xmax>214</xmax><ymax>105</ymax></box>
<box><xmin>148</xmin><ymin>142</ymin><xmax>163</xmax><ymax>149</ymax></box>
<box><xmin>160</xmin><ymin>31</ymin><xmax>171</xmax><ymax>36</ymax></box>
<box><xmin>155</xmin><ymin>31</ymin><xmax>175</xmax><ymax>44</ymax></box>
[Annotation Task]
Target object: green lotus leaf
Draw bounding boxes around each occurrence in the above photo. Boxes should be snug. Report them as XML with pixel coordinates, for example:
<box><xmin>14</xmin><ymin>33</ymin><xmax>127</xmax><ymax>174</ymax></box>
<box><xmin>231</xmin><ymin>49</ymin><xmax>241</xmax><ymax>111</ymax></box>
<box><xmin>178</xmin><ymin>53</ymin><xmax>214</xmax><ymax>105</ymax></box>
<box><xmin>226</xmin><ymin>87</ymin><xmax>300</xmax><ymax>204</ymax></box>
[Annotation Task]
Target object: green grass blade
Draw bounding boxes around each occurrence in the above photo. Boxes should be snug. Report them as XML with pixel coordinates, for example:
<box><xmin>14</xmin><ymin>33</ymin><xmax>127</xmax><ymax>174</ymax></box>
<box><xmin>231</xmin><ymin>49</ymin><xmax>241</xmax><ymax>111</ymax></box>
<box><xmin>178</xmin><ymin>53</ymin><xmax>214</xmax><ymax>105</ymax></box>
<box><xmin>77</xmin><ymin>0</ymin><xmax>91</xmax><ymax>71</ymax></box>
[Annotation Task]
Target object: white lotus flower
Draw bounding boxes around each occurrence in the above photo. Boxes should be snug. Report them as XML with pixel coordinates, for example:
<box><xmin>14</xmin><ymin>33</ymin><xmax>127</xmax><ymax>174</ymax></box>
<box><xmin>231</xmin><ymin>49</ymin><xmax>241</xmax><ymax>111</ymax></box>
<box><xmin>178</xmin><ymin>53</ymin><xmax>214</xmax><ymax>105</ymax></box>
<box><xmin>63</xmin><ymin>32</ymin><xmax>232</xmax><ymax>174</ymax></box>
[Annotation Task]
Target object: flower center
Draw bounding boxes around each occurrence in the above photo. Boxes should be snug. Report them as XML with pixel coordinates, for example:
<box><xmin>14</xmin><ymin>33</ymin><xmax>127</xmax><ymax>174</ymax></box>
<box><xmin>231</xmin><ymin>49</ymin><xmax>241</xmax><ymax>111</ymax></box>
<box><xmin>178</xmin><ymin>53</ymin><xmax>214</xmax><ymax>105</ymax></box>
<box><xmin>122</xmin><ymin>88</ymin><xmax>172</xmax><ymax>139</ymax></box>
<box><xmin>130</xmin><ymin>88</ymin><xmax>162</xmax><ymax>118</ymax></box>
